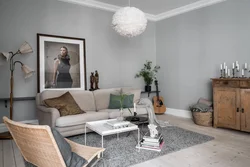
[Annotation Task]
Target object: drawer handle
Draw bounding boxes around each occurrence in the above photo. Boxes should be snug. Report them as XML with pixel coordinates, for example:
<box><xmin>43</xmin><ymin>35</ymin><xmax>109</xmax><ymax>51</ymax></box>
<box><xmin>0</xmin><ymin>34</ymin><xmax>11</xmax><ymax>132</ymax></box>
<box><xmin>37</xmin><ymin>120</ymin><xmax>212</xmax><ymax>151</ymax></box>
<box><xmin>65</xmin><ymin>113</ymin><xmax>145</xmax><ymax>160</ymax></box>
<box><xmin>237</xmin><ymin>108</ymin><xmax>239</xmax><ymax>112</ymax></box>
<box><xmin>223</xmin><ymin>81</ymin><xmax>229</xmax><ymax>85</ymax></box>
<box><xmin>242</xmin><ymin>108</ymin><xmax>244</xmax><ymax>113</ymax></box>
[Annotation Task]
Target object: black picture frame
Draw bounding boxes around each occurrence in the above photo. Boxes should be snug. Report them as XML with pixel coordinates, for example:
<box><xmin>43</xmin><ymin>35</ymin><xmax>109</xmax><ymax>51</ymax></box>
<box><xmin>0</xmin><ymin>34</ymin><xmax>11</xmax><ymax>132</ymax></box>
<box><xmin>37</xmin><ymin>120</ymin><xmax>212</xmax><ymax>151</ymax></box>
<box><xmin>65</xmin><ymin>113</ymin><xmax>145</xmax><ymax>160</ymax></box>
<box><xmin>37</xmin><ymin>33</ymin><xmax>86</xmax><ymax>92</ymax></box>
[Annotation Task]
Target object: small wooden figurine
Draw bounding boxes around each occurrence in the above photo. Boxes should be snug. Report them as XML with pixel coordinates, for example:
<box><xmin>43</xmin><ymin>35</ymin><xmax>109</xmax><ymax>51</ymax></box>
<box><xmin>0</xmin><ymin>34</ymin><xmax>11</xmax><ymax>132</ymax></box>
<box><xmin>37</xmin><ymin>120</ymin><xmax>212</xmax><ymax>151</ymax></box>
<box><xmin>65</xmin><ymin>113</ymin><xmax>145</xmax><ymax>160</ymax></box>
<box><xmin>95</xmin><ymin>70</ymin><xmax>99</xmax><ymax>89</ymax></box>
<box><xmin>89</xmin><ymin>72</ymin><xmax>95</xmax><ymax>91</ymax></box>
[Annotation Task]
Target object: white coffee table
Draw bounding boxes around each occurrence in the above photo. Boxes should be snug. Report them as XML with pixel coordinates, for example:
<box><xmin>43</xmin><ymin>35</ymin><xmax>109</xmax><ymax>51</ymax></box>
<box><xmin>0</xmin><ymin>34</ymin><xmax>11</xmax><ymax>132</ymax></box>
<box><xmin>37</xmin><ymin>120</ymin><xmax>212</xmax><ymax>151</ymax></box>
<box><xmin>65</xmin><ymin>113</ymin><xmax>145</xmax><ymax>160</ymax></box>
<box><xmin>85</xmin><ymin>119</ymin><xmax>140</xmax><ymax>155</ymax></box>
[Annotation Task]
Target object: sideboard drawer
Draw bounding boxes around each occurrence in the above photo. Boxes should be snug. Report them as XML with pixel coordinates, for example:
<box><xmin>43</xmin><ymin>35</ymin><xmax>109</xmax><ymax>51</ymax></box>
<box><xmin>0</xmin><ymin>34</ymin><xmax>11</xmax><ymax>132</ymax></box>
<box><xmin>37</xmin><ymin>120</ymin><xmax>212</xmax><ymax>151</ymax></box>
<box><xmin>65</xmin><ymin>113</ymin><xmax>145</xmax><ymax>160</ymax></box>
<box><xmin>240</xmin><ymin>81</ymin><xmax>250</xmax><ymax>88</ymax></box>
<box><xmin>213</xmin><ymin>80</ymin><xmax>239</xmax><ymax>87</ymax></box>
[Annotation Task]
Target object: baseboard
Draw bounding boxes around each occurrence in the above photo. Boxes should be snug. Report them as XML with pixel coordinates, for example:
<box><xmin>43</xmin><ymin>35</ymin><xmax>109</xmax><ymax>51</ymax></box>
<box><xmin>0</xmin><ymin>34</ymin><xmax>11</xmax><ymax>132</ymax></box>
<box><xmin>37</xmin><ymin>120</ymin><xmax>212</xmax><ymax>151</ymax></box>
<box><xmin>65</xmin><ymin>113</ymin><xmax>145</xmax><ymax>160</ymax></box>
<box><xmin>165</xmin><ymin>108</ymin><xmax>192</xmax><ymax>119</ymax></box>
<box><xmin>0</xmin><ymin>119</ymin><xmax>38</xmax><ymax>133</ymax></box>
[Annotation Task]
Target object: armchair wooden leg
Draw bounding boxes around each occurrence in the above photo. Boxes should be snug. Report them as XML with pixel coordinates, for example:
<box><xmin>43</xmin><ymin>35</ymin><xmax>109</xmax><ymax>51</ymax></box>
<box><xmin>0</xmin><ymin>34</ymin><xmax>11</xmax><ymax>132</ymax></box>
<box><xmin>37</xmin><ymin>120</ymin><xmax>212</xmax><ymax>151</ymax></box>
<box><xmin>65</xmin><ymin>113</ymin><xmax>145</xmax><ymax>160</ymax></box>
<box><xmin>90</xmin><ymin>157</ymin><xmax>106</xmax><ymax>167</ymax></box>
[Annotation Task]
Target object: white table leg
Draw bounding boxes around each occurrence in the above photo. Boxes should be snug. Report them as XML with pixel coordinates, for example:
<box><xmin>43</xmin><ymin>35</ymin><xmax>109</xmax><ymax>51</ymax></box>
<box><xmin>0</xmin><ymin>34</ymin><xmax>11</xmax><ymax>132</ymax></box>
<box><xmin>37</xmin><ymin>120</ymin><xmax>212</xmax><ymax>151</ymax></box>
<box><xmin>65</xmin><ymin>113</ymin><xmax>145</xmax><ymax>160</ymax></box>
<box><xmin>85</xmin><ymin>124</ymin><xmax>87</xmax><ymax>145</ymax></box>
<box><xmin>101</xmin><ymin>135</ymin><xmax>104</xmax><ymax>157</ymax></box>
<box><xmin>138</xmin><ymin>128</ymin><xmax>140</xmax><ymax>150</ymax></box>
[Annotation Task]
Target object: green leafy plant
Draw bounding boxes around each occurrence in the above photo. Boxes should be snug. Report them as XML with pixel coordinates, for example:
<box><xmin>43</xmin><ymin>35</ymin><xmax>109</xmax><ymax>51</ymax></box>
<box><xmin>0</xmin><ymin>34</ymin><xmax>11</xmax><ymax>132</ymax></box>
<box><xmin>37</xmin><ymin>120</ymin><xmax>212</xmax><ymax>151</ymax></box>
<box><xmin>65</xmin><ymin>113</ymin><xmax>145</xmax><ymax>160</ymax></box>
<box><xmin>135</xmin><ymin>60</ymin><xmax>160</xmax><ymax>86</ymax></box>
<box><xmin>114</xmin><ymin>90</ymin><xmax>132</xmax><ymax>115</ymax></box>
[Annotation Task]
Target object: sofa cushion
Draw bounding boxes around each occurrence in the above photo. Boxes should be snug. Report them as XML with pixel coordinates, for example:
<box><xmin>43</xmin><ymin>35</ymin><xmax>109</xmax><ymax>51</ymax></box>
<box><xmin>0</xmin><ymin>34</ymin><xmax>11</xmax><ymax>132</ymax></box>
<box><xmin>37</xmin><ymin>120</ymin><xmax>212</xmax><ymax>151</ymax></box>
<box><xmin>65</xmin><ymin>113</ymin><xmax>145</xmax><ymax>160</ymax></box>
<box><xmin>39</xmin><ymin>90</ymin><xmax>96</xmax><ymax>111</ymax></box>
<box><xmin>93</xmin><ymin>88</ymin><xmax>121</xmax><ymax>111</ymax></box>
<box><xmin>56</xmin><ymin>111</ymin><xmax>109</xmax><ymax>127</ymax></box>
<box><xmin>122</xmin><ymin>88</ymin><xmax>141</xmax><ymax>103</ymax></box>
<box><xmin>69</xmin><ymin>90</ymin><xmax>96</xmax><ymax>111</ymax></box>
<box><xmin>40</xmin><ymin>90</ymin><xmax>68</xmax><ymax>105</ymax></box>
<box><xmin>44</xmin><ymin>92</ymin><xmax>85</xmax><ymax>117</ymax></box>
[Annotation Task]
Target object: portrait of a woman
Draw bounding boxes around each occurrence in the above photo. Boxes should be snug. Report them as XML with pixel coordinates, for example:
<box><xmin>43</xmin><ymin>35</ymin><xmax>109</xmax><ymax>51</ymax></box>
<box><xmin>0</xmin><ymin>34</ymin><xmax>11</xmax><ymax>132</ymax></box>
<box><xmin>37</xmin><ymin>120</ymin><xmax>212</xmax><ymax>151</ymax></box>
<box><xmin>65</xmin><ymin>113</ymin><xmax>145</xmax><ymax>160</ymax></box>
<box><xmin>38</xmin><ymin>34</ymin><xmax>86</xmax><ymax>92</ymax></box>
<box><xmin>52</xmin><ymin>46</ymin><xmax>73</xmax><ymax>88</ymax></box>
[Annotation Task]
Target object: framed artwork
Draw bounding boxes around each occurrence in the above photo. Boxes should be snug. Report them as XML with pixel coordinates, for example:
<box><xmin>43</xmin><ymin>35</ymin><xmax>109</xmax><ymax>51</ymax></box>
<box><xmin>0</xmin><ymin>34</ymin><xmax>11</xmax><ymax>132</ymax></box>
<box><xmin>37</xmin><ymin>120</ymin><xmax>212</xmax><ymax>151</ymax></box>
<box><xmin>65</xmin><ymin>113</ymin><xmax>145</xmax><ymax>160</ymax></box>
<box><xmin>37</xmin><ymin>34</ymin><xmax>86</xmax><ymax>92</ymax></box>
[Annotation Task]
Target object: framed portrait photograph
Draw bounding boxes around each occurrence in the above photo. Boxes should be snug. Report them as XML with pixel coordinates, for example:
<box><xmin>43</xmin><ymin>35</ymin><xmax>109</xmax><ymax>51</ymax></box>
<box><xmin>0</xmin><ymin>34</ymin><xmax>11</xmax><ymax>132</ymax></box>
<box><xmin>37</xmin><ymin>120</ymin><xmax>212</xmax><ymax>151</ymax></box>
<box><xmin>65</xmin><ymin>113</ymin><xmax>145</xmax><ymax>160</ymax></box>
<box><xmin>37</xmin><ymin>34</ymin><xmax>86</xmax><ymax>92</ymax></box>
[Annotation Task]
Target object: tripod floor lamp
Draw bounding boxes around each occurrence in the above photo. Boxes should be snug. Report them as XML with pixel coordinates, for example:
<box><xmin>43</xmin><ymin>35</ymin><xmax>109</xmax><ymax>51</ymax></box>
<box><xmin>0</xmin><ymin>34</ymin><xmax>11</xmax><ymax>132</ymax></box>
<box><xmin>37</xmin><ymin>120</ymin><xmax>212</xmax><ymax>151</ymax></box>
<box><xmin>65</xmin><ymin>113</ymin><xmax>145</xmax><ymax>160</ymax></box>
<box><xmin>0</xmin><ymin>41</ymin><xmax>34</xmax><ymax>139</ymax></box>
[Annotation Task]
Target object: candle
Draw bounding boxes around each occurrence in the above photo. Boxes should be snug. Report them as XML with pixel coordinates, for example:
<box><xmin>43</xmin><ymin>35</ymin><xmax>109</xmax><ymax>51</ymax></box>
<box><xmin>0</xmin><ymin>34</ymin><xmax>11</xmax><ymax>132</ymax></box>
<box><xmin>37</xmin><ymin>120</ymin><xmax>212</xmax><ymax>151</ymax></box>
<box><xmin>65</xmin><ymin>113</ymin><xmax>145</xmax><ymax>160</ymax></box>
<box><xmin>220</xmin><ymin>64</ymin><xmax>222</xmax><ymax>70</ymax></box>
<box><xmin>232</xmin><ymin>63</ymin><xmax>235</xmax><ymax>69</ymax></box>
<box><xmin>134</xmin><ymin>103</ymin><xmax>136</xmax><ymax>113</ymax></box>
<box><xmin>224</xmin><ymin>62</ymin><xmax>226</xmax><ymax>69</ymax></box>
<box><xmin>245</xmin><ymin>63</ymin><xmax>247</xmax><ymax>69</ymax></box>
<box><xmin>225</xmin><ymin>66</ymin><xmax>227</xmax><ymax>74</ymax></box>
<box><xmin>228</xmin><ymin>69</ymin><xmax>230</xmax><ymax>77</ymax></box>
<box><xmin>242</xmin><ymin>69</ymin><xmax>244</xmax><ymax>76</ymax></box>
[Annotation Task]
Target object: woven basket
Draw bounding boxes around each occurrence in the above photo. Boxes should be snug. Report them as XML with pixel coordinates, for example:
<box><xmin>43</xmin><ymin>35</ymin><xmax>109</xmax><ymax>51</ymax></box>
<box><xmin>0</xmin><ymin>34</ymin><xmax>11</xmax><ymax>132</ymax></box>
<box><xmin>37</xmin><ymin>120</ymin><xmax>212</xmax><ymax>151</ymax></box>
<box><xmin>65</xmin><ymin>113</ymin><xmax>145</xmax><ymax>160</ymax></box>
<box><xmin>192</xmin><ymin>112</ymin><xmax>213</xmax><ymax>127</ymax></box>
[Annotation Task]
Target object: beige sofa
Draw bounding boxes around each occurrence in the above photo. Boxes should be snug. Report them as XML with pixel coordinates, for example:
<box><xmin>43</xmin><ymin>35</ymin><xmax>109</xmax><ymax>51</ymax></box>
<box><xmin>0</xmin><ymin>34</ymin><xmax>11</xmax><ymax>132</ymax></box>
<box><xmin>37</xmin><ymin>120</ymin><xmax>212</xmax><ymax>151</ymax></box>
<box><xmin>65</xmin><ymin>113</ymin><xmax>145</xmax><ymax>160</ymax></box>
<box><xmin>36</xmin><ymin>88</ymin><xmax>148</xmax><ymax>137</ymax></box>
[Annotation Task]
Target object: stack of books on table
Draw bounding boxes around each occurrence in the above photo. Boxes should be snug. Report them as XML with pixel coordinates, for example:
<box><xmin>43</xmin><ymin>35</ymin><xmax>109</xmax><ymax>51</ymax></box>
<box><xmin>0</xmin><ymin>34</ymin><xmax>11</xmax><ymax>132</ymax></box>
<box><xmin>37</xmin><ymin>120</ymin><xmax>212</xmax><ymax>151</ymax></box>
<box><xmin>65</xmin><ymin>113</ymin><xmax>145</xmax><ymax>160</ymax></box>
<box><xmin>106</xmin><ymin>120</ymin><xmax>130</xmax><ymax>129</ymax></box>
<box><xmin>137</xmin><ymin>133</ymin><xmax>164</xmax><ymax>152</ymax></box>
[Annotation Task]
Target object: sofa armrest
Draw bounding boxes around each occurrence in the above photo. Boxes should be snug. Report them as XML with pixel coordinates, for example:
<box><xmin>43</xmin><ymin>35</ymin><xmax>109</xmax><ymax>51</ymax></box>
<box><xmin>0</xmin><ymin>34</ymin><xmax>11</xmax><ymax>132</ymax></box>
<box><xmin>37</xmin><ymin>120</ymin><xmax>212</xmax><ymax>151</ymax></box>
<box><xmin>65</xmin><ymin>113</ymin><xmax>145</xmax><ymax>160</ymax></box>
<box><xmin>37</xmin><ymin>105</ymin><xmax>60</xmax><ymax>128</ymax></box>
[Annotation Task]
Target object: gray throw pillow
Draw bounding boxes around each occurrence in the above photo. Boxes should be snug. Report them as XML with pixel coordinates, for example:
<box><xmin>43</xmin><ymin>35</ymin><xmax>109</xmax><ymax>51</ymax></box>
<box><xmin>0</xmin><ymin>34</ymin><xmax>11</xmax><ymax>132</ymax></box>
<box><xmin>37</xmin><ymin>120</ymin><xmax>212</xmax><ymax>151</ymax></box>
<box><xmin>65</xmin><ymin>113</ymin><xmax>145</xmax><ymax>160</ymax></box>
<box><xmin>51</xmin><ymin>128</ymin><xmax>87</xmax><ymax>167</ymax></box>
<box><xmin>69</xmin><ymin>152</ymin><xmax>87</xmax><ymax>167</ymax></box>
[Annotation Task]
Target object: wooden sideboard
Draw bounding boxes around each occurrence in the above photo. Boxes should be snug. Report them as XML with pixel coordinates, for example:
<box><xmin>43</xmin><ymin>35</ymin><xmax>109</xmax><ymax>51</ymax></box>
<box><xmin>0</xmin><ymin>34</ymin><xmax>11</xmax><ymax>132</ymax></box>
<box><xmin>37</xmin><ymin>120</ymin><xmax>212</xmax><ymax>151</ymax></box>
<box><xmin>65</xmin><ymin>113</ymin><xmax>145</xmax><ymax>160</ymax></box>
<box><xmin>212</xmin><ymin>78</ymin><xmax>250</xmax><ymax>132</ymax></box>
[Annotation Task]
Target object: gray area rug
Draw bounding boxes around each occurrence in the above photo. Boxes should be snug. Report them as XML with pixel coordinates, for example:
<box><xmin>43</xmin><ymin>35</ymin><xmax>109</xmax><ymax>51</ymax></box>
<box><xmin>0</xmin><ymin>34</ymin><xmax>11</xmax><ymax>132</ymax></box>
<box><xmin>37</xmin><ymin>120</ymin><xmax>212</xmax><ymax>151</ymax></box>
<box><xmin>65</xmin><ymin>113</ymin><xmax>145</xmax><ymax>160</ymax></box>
<box><xmin>68</xmin><ymin>126</ymin><xmax>214</xmax><ymax>167</ymax></box>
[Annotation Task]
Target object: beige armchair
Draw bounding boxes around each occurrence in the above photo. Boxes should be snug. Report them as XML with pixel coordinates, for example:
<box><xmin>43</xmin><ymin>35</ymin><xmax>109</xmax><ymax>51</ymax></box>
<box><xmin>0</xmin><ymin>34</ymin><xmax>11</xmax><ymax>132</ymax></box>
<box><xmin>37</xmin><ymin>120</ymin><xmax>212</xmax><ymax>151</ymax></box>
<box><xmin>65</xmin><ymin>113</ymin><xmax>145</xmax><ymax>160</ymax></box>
<box><xmin>3</xmin><ymin>116</ymin><xmax>105</xmax><ymax>167</ymax></box>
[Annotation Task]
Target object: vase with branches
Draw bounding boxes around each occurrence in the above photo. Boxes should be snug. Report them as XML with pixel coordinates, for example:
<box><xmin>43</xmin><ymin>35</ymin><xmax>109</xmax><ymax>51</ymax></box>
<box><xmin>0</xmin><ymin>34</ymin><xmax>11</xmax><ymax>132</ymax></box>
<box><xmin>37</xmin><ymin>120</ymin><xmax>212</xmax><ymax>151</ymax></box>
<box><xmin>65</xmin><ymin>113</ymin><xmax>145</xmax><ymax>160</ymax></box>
<box><xmin>113</xmin><ymin>90</ymin><xmax>133</xmax><ymax>121</ymax></box>
<box><xmin>135</xmin><ymin>60</ymin><xmax>160</xmax><ymax>92</ymax></box>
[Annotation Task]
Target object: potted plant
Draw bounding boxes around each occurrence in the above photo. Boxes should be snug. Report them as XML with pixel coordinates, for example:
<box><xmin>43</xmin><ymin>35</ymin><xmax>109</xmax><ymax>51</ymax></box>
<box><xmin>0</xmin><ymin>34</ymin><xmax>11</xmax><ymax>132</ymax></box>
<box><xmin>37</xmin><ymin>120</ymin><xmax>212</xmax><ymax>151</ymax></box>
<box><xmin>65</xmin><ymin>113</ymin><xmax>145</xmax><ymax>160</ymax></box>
<box><xmin>135</xmin><ymin>60</ymin><xmax>160</xmax><ymax>92</ymax></box>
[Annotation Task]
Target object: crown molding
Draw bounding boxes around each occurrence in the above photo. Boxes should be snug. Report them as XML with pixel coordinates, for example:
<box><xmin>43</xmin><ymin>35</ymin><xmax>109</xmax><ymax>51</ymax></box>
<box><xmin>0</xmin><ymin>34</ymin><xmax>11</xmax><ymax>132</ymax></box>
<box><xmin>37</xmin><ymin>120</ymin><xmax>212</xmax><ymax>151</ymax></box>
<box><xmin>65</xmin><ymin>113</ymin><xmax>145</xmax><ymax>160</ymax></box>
<box><xmin>58</xmin><ymin>0</ymin><xmax>157</xmax><ymax>21</ymax></box>
<box><xmin>58</xmin><ymin>0</ymin><xmax>227</xmax><ymax>22</ymax></box>
<box><xmin>154</xmin><ymin>0</ymin><xmax>227</xmax><ymax>21</ymax></box>
<box><xmin>59</xmin><ymin>0</ymin><xmax>119</xmax><ymax>12</ymax></box>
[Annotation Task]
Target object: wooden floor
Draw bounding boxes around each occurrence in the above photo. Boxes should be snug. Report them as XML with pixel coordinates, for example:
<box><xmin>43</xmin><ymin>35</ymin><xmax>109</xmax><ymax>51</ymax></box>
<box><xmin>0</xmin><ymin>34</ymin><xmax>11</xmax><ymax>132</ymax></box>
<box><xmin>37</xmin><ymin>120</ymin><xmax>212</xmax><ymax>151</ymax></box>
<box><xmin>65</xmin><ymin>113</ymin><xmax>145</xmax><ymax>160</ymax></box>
<box><xmin>0</xmin><ymin>115</ymin><xmax>249</xmax><ymax>167</ymax></box>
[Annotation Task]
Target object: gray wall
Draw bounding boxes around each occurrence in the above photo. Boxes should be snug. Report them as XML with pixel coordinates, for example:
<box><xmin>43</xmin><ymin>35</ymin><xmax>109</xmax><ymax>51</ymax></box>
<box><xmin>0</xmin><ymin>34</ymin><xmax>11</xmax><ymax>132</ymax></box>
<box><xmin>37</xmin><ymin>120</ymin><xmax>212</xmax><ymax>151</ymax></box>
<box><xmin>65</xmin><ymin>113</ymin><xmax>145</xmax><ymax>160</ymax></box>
<box><xmin>0</xmin><ymin>0</ymin><xmax>156</xmax><ymax>123</ymax></box>
<box><xmin>156</xmin><ymin>0</ymin><xmax>250</xmax><ymax>110</ymax></box>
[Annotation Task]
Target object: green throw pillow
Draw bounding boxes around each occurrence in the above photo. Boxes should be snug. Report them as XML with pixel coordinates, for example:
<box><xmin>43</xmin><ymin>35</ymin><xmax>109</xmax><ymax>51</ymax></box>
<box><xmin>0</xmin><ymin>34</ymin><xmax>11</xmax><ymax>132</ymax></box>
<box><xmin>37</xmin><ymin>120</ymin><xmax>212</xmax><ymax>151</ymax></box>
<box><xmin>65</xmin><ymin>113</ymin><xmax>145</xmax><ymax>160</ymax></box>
<box><xmin>123</xmin><ymin>94</ymin><xmax>134</xmax><ymax>108</ymax></box>
<box><xmin>108</xmin><ymin>94</ymin><xmax>134</xmax><ymax>109</ymax></box>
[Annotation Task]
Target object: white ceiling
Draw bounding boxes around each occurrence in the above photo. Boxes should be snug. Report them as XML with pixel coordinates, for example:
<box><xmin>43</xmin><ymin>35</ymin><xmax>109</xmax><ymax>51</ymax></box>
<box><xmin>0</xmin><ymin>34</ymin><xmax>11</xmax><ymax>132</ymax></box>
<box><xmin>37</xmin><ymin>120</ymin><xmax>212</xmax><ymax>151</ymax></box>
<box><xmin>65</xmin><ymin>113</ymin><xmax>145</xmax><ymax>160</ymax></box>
<box><xmin>59</xmin><ymin>0</ymin><xmax>227</xmax><ymax>21</ymax></box>
<box><xmin>94</xmin><ymin>0</ymin><xmax>200</xmax><ymax>15</ymax></box>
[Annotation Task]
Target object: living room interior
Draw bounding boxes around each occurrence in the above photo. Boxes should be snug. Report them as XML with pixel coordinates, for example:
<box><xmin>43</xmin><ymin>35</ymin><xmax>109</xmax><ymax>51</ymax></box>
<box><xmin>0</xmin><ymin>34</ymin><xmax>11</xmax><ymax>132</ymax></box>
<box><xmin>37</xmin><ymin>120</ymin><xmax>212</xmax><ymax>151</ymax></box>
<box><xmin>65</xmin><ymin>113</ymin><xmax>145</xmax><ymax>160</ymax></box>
<box><xmin>0</xmin><ymin>0</ymin><xmax>250</xmax><ymax>166</ymax></box>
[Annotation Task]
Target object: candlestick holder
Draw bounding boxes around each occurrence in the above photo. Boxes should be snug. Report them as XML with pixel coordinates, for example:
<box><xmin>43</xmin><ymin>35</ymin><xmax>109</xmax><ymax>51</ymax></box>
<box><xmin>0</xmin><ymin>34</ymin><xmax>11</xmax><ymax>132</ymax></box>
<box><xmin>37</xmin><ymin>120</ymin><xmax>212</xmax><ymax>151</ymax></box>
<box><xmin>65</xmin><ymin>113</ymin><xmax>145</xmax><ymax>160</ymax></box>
<box><xmin>232</xmin><ymin>68</ymin><xmax>235</xmax><ymax>78</ymax></box>
<box><xmin>236</xmin><ymin>67</ymin><xmax>240</xmax><ymax>78</ymax></box>
<box><xmin>224</xmin><ymin>69</ymin><xmax>227</xmax><ymax>78</ymax></box>
<box><xmin>220</xmin><ymin>69</ymin><xmax>224</xmax><ymax>78</ymax></box>
<box><xmin>244</xmin><ymin>68</ymin><xmax>248</xmax><ymax>78</ymax></box>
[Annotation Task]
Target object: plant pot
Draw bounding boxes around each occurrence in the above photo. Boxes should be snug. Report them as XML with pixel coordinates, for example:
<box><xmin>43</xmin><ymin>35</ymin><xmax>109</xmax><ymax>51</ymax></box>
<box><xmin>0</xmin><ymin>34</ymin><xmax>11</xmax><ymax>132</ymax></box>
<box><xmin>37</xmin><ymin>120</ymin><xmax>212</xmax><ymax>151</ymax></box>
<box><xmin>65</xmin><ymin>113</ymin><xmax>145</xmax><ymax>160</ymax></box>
<box><xmin>145</xmin><ymin>85</ymin><xmax>151</xmax><ymax>92</ymax></box>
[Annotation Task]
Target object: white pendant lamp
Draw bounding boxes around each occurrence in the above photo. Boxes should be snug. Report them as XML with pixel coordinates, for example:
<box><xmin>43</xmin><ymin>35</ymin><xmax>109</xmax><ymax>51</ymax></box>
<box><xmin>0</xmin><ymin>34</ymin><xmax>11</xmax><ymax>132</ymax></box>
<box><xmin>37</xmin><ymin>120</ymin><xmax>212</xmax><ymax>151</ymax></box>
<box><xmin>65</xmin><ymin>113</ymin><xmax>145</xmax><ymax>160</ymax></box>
<box><xmin>112</xmin><ymin>0</ymin><xmax>147</xmax><ymax>37</ymax></box>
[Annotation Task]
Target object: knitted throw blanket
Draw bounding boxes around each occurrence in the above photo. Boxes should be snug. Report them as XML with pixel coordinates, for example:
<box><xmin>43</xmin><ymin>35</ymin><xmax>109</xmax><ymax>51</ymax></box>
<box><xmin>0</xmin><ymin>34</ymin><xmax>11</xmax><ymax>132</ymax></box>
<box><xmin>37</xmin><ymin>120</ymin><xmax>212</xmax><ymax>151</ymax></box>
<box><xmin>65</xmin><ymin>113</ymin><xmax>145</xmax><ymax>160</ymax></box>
<box><xmin>137</xmin><ymin>98</ymin><xmax>171</xmax><ymax>127</ymax></box>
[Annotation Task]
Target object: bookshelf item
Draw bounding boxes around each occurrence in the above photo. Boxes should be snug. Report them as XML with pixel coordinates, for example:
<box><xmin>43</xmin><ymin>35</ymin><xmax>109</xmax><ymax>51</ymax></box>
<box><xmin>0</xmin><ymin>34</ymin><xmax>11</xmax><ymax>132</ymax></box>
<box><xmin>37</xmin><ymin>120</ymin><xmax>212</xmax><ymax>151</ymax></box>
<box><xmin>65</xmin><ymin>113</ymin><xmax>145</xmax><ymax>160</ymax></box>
<box><xmin>137</xmin><ymin>132</ymin><xmax>164</xmax><ymax>152</ymax></box>
<box><xmin>212</xmin><ymin>78</ymin><xmax>250</xmax><ymax>132</ymax></box>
